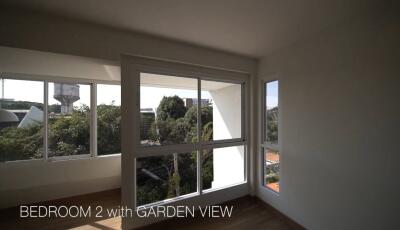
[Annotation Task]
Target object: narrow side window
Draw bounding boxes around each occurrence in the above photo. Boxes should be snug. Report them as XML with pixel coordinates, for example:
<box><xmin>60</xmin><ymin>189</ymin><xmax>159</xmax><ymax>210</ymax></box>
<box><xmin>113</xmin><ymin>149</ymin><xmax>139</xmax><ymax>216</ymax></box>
<box><xmin>263</xmin><ymin>80</ymin><xmax>279</xmax><ymax>193</ymax></box>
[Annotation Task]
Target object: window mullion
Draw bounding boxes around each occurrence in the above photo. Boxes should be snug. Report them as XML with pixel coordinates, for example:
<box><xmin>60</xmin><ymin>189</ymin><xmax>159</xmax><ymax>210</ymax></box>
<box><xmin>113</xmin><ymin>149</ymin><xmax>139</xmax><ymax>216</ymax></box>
<box><xmin>91</xmin><ymin>83</ymin><xmax>97</xmax><ymax>157</ymax></box>
<box><xmin>44</xmin><ymin>81</ymin><xmax>49</xmax><ymax>160</ymax></box>
<box><xmin>197</xmin><ymin>78</ymin><xmax>202</xmax><ymax>195</ymax></box>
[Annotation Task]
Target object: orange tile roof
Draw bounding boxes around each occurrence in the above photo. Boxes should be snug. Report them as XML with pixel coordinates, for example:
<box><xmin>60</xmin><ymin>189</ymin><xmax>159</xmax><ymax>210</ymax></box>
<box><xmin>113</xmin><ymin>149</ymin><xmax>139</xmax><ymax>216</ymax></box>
<box><xmin>266</xmin><ymin>182</ymin><xmax>279</xmax><ymax>192</ymax></box>
<box><xmin>265</xmin><ymin>150</ymin><xmax>279</xmax><ymax>163</ymax></box>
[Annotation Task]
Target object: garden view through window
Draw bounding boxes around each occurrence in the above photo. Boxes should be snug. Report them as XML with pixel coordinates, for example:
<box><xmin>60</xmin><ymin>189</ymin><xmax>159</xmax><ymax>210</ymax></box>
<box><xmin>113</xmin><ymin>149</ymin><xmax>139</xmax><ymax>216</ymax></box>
<box><xmin>137</xmin><ymin>73</ymin><xmax>245</xmax><ymax>206</ymax></box>
<box><xmin>136</xmin><ymin>152</ymin><xmax>197</xmax><ymax>206</ymax></box>
<box><xmin>97</xmin><ymin>84</ymin><xmax>121</xmax><ymax>155</ymax></box>
<box><xmin>48</xmin><ymin>82</ymin><xmax>91</xmax><ymax>157</ymax></box>
<box><xmin>0</xmin><ymin>72</ymin><xmax>246</xmax><ymax>207</ymax></box>
<box><xmin>0</xmin><ymin>78</ymin><xmax>122</xmax><ymax>162</ymax></box>
<box><xmin>264</xmin><ymin>80</ymin><xmax>280</xmax><ymax>192</ymax></box>
<box><xmin>0</xmin><ymin>79</ymin><xmax>44</xmax><ymax>161</ymax></box>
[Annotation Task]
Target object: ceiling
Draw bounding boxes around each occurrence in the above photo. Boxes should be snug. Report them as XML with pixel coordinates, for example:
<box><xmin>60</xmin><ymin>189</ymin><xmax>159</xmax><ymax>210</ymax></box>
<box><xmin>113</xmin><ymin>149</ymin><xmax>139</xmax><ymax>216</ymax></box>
<box><xmin>1</xmin><ymin>0</ymin><xmax>375</xmax><ymax>58</ymax></box>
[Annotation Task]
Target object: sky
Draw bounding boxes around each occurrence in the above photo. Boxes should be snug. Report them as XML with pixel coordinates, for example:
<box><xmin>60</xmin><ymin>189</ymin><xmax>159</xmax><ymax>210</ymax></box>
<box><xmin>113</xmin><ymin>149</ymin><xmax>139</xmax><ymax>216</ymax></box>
<box><xmin>266</xmin><ymin>80</ymin><xmax>279</xmax><ymax>109</ymax></box>
<box><xmin>1</xmin><ymin>79</ymin><xmax>212</xmax><ymax>110</ymax></box>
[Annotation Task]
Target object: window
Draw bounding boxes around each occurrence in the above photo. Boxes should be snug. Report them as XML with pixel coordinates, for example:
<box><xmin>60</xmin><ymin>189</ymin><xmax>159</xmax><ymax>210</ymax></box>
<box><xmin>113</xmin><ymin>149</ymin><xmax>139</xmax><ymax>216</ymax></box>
<box><xmin>140</xmin><ymin>73</ymin><xmax>198</xmax><ymax>146</ymax></box>
<box><xmin>0</xmin><ymin>75</ymin><xmax>121</xmax><ymax>162</ymax></box>
<box><xmin>135</xmin><ymin>71</ymin><xmax>247</xmax><ymax>207</ymax></box>
<box><xmin>263</xmin><ymin>80</ymin><xmax>280</xmax><ymax>192</ymax></box>
<box><xmin>97</xmin><ymin>84</ymin><xmax>121</xmax><ymax>155</ymax></box>
<box><xmin>47</xmin><ymin>82</ymin><xmax>91</xmax><ymax>157</ymax></box>
<box><xmin>0</xmin><ymin>79</ymin><xmax>44</xmax><ymax>161</ymax></box>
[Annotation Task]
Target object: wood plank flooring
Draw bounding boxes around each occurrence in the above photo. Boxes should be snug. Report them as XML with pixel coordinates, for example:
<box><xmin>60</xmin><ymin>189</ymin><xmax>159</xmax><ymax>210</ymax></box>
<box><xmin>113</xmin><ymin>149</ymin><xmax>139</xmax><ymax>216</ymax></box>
<box><xmin>0</xmin><ymin>189</ymin><xmax>304</xmax><ymax>230</ymax></box>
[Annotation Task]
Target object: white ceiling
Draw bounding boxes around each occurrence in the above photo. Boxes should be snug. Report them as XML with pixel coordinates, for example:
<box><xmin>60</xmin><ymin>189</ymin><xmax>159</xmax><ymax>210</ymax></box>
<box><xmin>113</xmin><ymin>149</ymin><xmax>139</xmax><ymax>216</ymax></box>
<box><xmin>1</xmin><ymin>0</ymin><xmax>375</xmax><ymax>58</ymax></box>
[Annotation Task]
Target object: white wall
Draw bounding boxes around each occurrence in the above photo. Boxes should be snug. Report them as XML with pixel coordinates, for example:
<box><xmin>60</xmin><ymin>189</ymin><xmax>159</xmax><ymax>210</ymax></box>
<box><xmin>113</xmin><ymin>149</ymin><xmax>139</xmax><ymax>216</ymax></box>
<box><xmin>257</xmin><ymin>6</ymin><xmax>400</xmax><ymax>230</ymax></box>
<box><xmin>0</xmin><ymin>155</ymin><xmax>121</xmax><ymax>208</ymax></box>
<box><xmin>0</xmin><ymin>7</ymin><xmax>256</xmax><ymax>74</ymax></box>
<box><xmin>0</xmin><ymin>46</ymin><xmax>120</xmax><ymax>81</ymax></box>
<box><xmin>210</xmin><ymin>85</ymin><xmax>244</xmax><ymax>187</ymax></box>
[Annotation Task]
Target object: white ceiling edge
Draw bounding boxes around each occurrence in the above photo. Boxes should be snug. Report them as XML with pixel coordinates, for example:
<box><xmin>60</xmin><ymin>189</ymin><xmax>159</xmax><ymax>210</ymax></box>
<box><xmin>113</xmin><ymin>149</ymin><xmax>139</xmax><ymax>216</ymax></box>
<box><xmin>0</xmin><ymin>46</ymin><xmax>236</xmax><ymax>91</ymax></box>
<box><xmin>0</xmin><ymin>46</ymin><xmax>120</xmax><ymax>82</ymax></box>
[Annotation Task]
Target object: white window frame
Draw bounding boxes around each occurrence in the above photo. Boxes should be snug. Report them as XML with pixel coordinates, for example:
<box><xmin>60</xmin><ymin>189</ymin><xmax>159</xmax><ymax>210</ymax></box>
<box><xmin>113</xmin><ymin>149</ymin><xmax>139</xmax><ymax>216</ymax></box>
<box><xmin>261</xmin><ymin>79</ymin><xmax>280</xmax><ymax>193</ymax></box>
<box><xmin>121</xmin><ymin>55</ymin><xmax>250</xmax><ymax>209</ymax></box>
<box><xmin>0</xmin><ymin>72</ymin><xmax>122</xmax><ymax>163</ymax></box>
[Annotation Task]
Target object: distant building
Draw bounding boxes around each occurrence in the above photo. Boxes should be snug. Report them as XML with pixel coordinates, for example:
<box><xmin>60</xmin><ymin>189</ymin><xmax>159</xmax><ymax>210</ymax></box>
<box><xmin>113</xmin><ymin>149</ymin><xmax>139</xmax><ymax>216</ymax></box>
<box><xmin>140</xmin><ymin>108</ymin><xmax>155</xmax><ymax>143</ymax></box>
<box><xmin>0</xmin><ymin>109</ymin><xmax>19</xmax><ymax>129</ymax></box>
<box><xmin>183</xmin><ymin>98</ymin><xmax>211</xmax><ymax>108</ymax></box>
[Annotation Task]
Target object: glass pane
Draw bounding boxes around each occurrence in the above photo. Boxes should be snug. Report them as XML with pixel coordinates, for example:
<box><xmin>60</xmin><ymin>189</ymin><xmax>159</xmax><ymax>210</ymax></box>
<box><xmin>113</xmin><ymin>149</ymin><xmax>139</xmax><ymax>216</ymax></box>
<box><xmin>264</xmin><ymin>148</ymin><xmax>280</xmax><ymax>192</ymax></box>
<box><xmin>97</xmin><ymin>84</ymin><xmax>121</xmax><ymax>155</ymax></box>
<box><xmin>201</xmin><ymin>80</ymin><xmax>241</xmax><ymax>141</ymax></box>
<box><xmin>140</xmin><ymin>73</ymin><xmax>198</xmax><ymax>146</ymax></box>
<box><xmin>48</xmin><ymin>82</ymin><xmax>91</xmax><ymax>157</ymax></box>
<box><xmin>266</xmin><ymin>81</ymin><xmax>279</xmax><ymax>144</ymax></box>
<box><xmin>136</xmin><ymin>152</ymin><xmax>197</xmax><ymax>206</ymax></box>
<box><xmin>202</xmin><ymin>145</ymin><xmax>245</xmax><ymax>190</ymax></box>
<box><xmin>0</xmin><ymin>79</ymin><xmax>44</xmax><ymax>161</ymax></box>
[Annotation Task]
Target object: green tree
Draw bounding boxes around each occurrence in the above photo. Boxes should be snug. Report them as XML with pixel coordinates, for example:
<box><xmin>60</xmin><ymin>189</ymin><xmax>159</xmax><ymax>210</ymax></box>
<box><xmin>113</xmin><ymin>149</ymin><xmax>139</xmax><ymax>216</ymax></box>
<box><xmin>266</xmin><ymin>107</ymin><xmax>278</xmax><ymax>143</ymax></box>
<box><xmin>97</xmin><ymin>104</ymin><xmax>121</xmax><ymax>155</ymax></box>
<box><xmin>0</xmin><ymin>123</ymin><xmax>43</xmax><ymax>161</ymax></box>
<box><xmin>156</xmin><ymin>96</ymin><xmax>187</xmax><ymax>121</ymax></box>
<box><xmin>48</xmin><ymin>105</ymin><xmax>90</xmax><ymax>156</ymax></box>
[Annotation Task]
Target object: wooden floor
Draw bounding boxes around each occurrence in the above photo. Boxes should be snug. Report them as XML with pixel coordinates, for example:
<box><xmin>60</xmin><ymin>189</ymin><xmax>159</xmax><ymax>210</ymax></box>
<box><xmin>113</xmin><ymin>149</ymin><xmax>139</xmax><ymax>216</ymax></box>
<box><xmin>0</xmin><ymin>189</ymin><xmax>304</xmax><ymax>230</ymax></box>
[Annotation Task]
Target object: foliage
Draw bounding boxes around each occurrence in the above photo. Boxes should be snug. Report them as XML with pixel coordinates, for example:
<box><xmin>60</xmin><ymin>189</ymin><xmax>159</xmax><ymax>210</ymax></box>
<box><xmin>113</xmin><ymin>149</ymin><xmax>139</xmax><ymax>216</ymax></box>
<box><xmin>183</xmin><ymin>105</ymin><xmax>213</xmax><ymax>142</ymax></box>
<box><xmin>137</xmin><ymin>96</ymin><xmax>214</xmax><ymax>205</ymax></box>
<box><xmin>202</xmin><ymin>150</ymin><xmax>214</xmax><ymax>189</ymax></box>
<box><xmin>266</xmin><ymin>107</ymin><xmax>278</xmax><ymax>143</ymax></box>
<box><xmin>97</xmin><ymin>104</ymin><xmax>121</xmax><ymax>155</ymax></box>
<box><xmin>0</xmin><ymin>123</ymin><xmax>43</xmax><ymax>161</ymax></box>
<box><xmin>153</xmin><ymin>117</ymin><xmax>190</xmax><ymax>144</ymax></box>
<box><xmin>156</xmin><ymin>96</ymin><xmax>187</xmax><ymax>121</ymax></box>
<box><xmin>48</xmin><ymin>105</ymin><xmax>90</xmax><ymax>156</ymax></box>
<box><xmin>0</xmin><ymin>104</ymin><xmax>117</xmax><ymax>160</ymax></box>
<box><xmin>183</xmin><ymin>105</ymin><xmax>213</xmax><ymax>127</ymax></box>
<box><xmin>265</xmin><ymin>162</ymin><xmax>280</xmax><ymax>184</ymax></box>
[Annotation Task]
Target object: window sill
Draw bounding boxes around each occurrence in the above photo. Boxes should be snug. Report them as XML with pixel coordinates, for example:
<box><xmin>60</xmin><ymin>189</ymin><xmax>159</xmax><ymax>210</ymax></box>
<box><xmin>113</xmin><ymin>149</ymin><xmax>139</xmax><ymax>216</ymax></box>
<box><xmin>0</xmin><ymin>153</ymin><xmax>121</xmax><ymax>165</ymax></box>
<box><xmin>136</xmin><ymin>181</ymin><xmax>248</xmax><ymax>210</ymax></box>
<box><xmin>262</xmin><ymin>184</ymin><xmax>280</xmax><ymax>196</ymax></box>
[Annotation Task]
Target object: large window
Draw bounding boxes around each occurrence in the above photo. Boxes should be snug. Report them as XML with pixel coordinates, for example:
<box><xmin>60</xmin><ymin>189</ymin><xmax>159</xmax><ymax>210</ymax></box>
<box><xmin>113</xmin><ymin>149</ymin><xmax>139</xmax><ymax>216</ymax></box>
<box><xmin>136</xmin><ymin>72</ymin><xmax>246</xmax><ymax>207</ymax></box>
<box><xmin>0</xmin><ymin>76</ymin><xmax>121</xmax><ymax>162</ymax></box>
<box><xmin>263</xmin><ymin>80</ymin><xmax>280</xmax><ymax>193</ymax></box>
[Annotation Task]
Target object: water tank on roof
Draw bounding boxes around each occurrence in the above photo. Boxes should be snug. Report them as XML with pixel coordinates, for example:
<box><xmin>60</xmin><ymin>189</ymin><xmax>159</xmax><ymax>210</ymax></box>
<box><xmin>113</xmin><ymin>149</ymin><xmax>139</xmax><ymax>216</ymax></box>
<box><xmin>53</xmin><ymin>83</ymin><xmax>80</xmax><ymax>114</ymax></box>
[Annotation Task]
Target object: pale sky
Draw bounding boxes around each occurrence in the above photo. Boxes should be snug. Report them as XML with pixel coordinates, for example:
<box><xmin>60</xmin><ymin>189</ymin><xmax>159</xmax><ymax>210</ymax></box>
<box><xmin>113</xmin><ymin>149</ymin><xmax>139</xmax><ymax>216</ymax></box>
<box><xmin>1</xmin><ymin>79</ymin><xmax>212</xmax><ymax>110</ymax></box>
<box><xmin>266</xmin><ymin>80</ymin><xmax>279</xmax><ymax>109</ymax></box>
